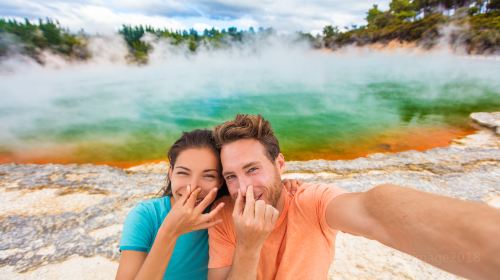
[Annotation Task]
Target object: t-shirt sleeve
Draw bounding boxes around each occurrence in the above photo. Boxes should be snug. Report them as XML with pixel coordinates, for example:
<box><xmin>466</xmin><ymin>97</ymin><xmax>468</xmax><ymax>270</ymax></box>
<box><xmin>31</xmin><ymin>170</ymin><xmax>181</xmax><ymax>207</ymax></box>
<box><xmin>299</xmin><ymin>183</ymin><xmax>348</xmax><ymax>235</ymax></box>
<box><xmin>317</xmin><ymin>184</ymin><xmax>348</xmax><ymax>234</ymax></box>
<box><xmin>208</xmin><ymin>198</ymin><xmax>236</xmax><ymax>268</ymax></box>
<box><xmin>119</xmin><ymin>202</ymin><xmax>155</xmax><ymax>252</ymax></box>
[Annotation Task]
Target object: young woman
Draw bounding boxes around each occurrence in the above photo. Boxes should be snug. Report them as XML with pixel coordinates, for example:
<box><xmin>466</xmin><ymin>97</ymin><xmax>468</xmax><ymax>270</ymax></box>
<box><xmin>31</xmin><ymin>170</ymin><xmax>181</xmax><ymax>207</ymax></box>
<box><xmin>116</xmin><ymin>129</ymin><xmax>227</xmax><ymax>280</ymax></box>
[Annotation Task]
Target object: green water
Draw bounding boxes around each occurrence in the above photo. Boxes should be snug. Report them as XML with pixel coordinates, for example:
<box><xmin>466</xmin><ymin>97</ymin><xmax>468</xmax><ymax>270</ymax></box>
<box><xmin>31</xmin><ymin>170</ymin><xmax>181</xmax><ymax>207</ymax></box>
<box><xmin>0</xmin><ymin>50</ymin><xmax>499</xmax><ymax>163</ymax></box>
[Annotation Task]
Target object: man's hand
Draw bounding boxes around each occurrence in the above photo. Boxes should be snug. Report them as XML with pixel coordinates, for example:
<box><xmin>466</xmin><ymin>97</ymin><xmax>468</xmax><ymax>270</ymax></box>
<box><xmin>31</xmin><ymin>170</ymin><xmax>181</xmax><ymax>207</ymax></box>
<box><xmin>208</xmin><ymin>186</ymin><xmax>280</xmax><ymax>280</ymax></box>
<box><xmin>232</xmin><ymin>185</ymin><xmax>279</xmax><ymax>250</ymax></box>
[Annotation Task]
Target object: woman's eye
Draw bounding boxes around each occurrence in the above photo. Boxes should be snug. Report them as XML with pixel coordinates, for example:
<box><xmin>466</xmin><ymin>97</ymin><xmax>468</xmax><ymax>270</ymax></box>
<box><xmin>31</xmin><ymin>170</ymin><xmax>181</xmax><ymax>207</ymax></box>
<box><xmin>204</xmin><ymin>175</ymin><xmax>216</xmax><ymax>179</ymax></box>
<box><xmin>176</xmin><ymin>172</ymin><xmax>188</xmax><ymax>175</ymax></box>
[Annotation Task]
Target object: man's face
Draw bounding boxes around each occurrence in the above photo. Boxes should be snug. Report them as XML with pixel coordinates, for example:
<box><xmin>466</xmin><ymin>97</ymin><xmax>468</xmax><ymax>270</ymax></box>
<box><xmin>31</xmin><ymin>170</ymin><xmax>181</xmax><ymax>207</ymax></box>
<box><xmin>221</xmin><ymin>138</ymin><xmax>285</xmax><ymax>207</ymax></box>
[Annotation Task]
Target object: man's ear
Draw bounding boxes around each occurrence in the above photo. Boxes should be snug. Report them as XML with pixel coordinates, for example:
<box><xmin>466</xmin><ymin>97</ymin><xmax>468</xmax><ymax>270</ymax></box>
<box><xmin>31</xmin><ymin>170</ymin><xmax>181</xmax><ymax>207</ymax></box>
<box><xmin>275</xmin><ymin>153</ymin><xmax>286</xmax><ymax>174</ymax></box>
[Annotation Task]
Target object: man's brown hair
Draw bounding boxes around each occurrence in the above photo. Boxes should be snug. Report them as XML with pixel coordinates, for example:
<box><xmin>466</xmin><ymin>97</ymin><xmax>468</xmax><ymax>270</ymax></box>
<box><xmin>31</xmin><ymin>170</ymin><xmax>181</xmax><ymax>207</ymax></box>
<box><xmin>213</xmin><ymin>114</ymin><xmax>280</xmax><ymax>161</ymax></box>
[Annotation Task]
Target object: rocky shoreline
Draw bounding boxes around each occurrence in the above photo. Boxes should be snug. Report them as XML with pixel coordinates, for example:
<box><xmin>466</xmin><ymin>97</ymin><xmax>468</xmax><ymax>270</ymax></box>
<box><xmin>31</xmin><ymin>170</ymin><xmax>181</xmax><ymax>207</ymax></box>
<box><xmin>0</xmin><ymin>112</ymin><xmax>498</xmax><ymax>279</ymax></box>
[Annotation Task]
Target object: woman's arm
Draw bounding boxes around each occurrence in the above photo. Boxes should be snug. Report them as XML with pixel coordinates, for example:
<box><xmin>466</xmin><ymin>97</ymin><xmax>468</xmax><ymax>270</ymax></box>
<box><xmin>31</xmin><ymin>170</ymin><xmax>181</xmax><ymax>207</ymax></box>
<box><xmin>116</xmin><ymin>186</ymin><xmax>225</xmax><ymax>280</ymax></box>
<box><xmin>116</xmin><ymin>251</ymin><xmax>147</xmax><ymax>280</ymax></box>
<box><xmin>115</xmin><ymin>211</ymin><xmax>180</xmax><ymax>280</ymax></box>
<box><xmin>126</xmin><ymin>226</ymin><xmax>179</xmax><ymax>280</ymax></box>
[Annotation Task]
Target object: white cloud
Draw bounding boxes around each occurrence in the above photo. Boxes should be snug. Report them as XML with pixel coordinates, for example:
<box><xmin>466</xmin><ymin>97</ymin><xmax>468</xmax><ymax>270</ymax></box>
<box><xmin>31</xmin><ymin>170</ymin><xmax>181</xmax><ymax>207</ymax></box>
<box><xmin>0</xmin><ymin>0</ymin><xmax>390</xmax><ymax>34</ymax></box>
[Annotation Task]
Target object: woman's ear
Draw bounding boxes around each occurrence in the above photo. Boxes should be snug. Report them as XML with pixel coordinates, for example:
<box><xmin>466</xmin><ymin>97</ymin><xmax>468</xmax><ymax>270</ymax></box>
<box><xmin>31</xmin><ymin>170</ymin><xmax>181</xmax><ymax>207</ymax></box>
<box><xmin>168</xmin><ymin>165</ymin><xmax>173</xmax><ymax>179</ymax></box>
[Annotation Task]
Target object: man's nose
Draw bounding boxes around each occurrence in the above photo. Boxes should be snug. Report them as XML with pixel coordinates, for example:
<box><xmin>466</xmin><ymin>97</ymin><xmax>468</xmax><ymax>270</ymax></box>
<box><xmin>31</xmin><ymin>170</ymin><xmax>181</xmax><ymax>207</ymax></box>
<box><xmin>238</xmin><ymin>177</ymin><xmax>252</xmax><ymax>196</ymax></box>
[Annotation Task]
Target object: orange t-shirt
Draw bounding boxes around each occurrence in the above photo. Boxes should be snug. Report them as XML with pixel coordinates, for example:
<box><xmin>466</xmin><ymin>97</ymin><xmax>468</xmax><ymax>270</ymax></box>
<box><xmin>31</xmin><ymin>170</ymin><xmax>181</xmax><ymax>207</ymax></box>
<box><xmin>208</xmin><ymin>182</ymin><xmax>347</xmax><ymax>279</ymax></box>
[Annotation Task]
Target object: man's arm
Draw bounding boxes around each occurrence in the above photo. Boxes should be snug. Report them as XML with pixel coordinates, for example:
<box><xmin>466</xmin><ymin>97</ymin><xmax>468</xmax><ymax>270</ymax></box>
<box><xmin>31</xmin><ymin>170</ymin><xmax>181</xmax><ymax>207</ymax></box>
<box><xmin>208</xmin><ymin>186</ymin><xmax>279</xmax><ymax>280</ymax></box>
<box><xmin>208</xmin><ymin>267</ymin><xmax>231</xmax><ymax>280</ymax></box>
<box><xmin>326</xmin><ymin>184</ymin><xmax>500</xmax><ymax>280</ymax></box>
<box><xmin>209</xmin><ymin>244</ymin><xmax>260</xmax><ymax>280</ymax></box>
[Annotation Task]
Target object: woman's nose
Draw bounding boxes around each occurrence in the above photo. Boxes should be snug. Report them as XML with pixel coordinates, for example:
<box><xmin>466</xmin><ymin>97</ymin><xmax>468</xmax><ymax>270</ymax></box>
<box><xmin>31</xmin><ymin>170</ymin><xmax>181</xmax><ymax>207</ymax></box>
<box><xmin>190</xmin><ymin>177</ymin><xmax>202</xmax><ymax>190</ymax></box>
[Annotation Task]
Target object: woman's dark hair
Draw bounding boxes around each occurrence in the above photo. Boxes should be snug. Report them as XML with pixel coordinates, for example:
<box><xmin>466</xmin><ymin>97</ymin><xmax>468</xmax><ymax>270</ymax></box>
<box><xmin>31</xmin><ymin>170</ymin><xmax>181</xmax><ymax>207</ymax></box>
<box><xmin>159</xmin><ymin>129</ymin><xmax>228</xmax><ymax>199</ymax></box>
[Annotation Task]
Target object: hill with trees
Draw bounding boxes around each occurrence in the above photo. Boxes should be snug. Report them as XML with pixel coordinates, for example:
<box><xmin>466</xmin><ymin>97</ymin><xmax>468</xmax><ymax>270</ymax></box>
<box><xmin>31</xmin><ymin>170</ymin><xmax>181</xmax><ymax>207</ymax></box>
<box><xmin>0</xmin><ymin>0</ymin><xmax>498</xmax><ymax>64</ymax></box>
<box><xmin>322</xmin><ymin>0</ymin><xmax>500</xmax><ymax>54</ymax></box>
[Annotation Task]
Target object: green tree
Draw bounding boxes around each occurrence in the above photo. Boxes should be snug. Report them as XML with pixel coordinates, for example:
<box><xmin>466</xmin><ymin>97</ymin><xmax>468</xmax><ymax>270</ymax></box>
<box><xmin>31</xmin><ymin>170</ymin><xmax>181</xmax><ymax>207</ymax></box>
<box><xmin>367</xmin><ymin>4</ymin><xmax>383</xmax><ymax>25</ymax></box>
<box><xmin>188</xmin><ymin>38</ymin><xmax>197</xmax><ymax>52</ymax></box>
<box><xmin>367</xmin><ymin>5</ymin><xmax>395</xmax><ymax>28</ymax></box>
<box><xmin>413</xmin><ymin>0</ymin><xmax>441</xmax><ymax>16</ymax></box>
<box><xmin>389</xmin><ymin>0</ymin><xmax>417</xmax><ymax>20</ymax></box>
<box><xmin>322</xmin><ymin>25</ymin><xmax>339</xmax><ymax>38</ymax></box>
<box><xmin>39</xmin><ymin>18</ymin><xmax>63</xmax><ymax>46</ymax></box>
<box><xmin>322</xmin><ymin>25</ymin><xmax>340</xmax><ymax>48</ymax></box>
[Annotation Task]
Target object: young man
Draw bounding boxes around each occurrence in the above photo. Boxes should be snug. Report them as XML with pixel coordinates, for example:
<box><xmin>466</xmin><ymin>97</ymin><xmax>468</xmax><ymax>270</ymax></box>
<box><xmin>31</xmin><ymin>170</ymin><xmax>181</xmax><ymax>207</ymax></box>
<box><xmin>208</xmin><ymin>114</ymin><xmax>500</xmax><ymax>280</ymax></box>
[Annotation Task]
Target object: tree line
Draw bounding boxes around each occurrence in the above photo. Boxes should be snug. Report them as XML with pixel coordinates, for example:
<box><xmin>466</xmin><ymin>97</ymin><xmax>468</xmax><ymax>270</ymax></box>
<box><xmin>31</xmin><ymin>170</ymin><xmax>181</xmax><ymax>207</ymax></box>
<box><xmin>0</xmin><ymin>0</ymin><xmax>498</xmax><ymax>64</ymax></box>
<box><xmin>0</xmin><ymin>18</ymin><xmax>89</xmax><ymax>63</ymax></box>
<box><xmin>118</xmin><ymin>25</ymin><xmax>275</xmax><ymax>63</ymax></box>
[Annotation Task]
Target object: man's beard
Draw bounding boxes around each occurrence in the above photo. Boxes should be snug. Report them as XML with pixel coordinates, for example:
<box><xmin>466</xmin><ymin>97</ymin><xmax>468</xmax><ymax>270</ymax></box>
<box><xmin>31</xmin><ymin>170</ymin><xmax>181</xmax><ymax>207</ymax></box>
<box><xmin>266</xmin><ymin>169</ymin><xmax>283</xmax><ymax>207</ymax></box>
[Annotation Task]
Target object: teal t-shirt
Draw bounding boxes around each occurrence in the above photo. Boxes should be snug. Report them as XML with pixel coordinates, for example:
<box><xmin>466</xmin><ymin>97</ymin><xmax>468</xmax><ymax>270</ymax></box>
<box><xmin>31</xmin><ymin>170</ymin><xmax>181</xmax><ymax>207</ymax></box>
<box><xmin>119</xmin><ymin>196</ymin><xmax>208</xmax><ymax>279</ymax></box>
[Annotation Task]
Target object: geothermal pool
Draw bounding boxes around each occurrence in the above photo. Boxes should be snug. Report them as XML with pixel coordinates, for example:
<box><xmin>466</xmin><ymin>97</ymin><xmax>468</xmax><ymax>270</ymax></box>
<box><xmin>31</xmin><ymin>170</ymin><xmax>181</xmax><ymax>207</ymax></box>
<box><xmin>1</xmin><ymin>46</ymin><xmax>499</xmax><ymax>166</ymax></box>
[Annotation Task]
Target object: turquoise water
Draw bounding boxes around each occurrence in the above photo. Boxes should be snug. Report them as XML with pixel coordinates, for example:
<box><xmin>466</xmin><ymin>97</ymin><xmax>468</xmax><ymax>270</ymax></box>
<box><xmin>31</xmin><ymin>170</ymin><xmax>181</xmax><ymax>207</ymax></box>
<box><xmin>0</xmin><ymin>48</ymin><xmax>499</xmax><ymax>165</ymax></box>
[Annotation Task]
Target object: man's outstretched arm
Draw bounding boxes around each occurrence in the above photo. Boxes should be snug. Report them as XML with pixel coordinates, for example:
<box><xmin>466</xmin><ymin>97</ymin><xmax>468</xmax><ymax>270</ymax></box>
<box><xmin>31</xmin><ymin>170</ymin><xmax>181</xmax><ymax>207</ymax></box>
<box><xmin>326</xmin><ymin>184</ymin><xmax>500</xmax><ymax>280</ymax></box>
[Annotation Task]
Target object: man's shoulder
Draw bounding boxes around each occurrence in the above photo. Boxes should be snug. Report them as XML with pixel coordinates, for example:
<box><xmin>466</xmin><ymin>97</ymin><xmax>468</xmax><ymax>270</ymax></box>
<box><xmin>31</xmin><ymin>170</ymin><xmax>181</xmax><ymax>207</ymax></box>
<box><xmin>295</xmin><ymin>181</ymin><xmax>337</xmax><ymax>193</ymax></box>
<box><xmin>290</xmin><ymin>182</ymin><xmax>348</xmax><ymax>233</ymax></box>
<box><xmin>294</xmin><ymin>181</ymin><xmax>348</xmax><ymax>203</ymax></box>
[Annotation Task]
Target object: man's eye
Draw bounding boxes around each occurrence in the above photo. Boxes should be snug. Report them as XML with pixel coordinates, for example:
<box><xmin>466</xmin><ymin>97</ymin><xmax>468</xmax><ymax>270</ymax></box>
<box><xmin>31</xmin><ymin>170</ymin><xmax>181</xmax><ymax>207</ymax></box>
<box><xmin>225</xmin><ymin>175</ymin><xmax>235</xmax><ymax>181</ymax></box>
<box><xmin>248</xmin><ymin>167</ymin><xmax>257</xmax><ymax>173</ymax></box>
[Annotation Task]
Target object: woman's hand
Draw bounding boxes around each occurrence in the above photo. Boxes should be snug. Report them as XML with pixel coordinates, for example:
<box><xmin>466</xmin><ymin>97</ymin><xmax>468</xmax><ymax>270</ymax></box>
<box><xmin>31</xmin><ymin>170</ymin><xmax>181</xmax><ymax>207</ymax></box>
<box><xmin>283</xmin><ymin>179</ymin><xmax>302</xmax><ymax>195</ymax></box>
<box><xmin>161</xmin><ymin>185</ymin><xmax>225</xmax><ymax>237</ymax></box>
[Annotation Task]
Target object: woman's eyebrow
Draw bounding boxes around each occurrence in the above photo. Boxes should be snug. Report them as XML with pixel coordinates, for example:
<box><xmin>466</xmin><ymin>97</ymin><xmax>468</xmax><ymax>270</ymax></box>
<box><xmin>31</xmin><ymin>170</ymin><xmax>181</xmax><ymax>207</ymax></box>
<box><xmin>175</xmin><ymin>166</ymin><xmax>190</xmax><ymax>171</ymax></box>
<box><xmin>203</xmin><ymin>169</ymin><xmax>218</xmax><ymax>173</ymax></box>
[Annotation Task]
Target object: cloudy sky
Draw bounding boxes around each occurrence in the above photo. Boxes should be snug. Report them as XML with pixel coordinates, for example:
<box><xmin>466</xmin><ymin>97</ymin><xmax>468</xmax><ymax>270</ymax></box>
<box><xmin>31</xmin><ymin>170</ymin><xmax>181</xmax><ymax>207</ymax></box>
<box><xmin>0</xmin><ymin>0</ymin><xmax>390</xmax><ymax>34</ymax></box>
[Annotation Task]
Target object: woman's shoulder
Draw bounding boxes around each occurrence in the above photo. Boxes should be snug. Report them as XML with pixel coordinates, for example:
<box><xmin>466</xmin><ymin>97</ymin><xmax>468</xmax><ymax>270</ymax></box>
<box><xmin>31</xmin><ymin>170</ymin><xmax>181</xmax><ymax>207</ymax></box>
<box><xmin>120</xmin><ymin>197</ymin><xmax>171</xmax><ymax>251</ymax></box>
<box><xmin>127</xmin><ymin>196</ymin><xmax>171</xmax><ymax>220</ymax></box>
<box><xmin>136</xmin><ymin>196</ymin><xmax>170</xmax><ymax>208</ymax></box>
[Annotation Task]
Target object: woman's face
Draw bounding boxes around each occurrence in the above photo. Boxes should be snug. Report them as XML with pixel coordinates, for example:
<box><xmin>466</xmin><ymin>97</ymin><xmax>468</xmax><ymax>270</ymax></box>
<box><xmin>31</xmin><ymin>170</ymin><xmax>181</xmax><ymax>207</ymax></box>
<box><xmin>169</xmin><ymin>147</ymin><xmax>222</xmax><ymax>205</ymax></box>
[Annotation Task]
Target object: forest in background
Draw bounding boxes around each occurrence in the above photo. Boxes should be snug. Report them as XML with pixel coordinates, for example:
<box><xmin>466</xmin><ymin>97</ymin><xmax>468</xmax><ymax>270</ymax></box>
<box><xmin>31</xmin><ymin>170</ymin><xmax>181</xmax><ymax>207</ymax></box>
<box><xmin>0</xmin><ymin>0</ymin><xmax>499</xmax><ymax>64</ymax></box>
